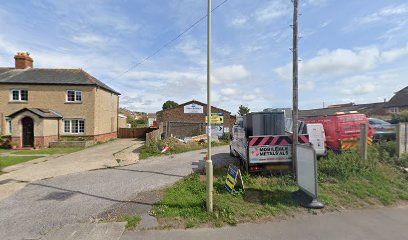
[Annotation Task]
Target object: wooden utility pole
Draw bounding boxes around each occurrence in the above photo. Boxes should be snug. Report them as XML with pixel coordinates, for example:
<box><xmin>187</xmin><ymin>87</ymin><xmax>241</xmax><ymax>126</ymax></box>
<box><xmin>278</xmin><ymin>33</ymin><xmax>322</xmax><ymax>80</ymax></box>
<box><xmin>292</xmin><ymin>0</ymin><xmax>299</xmax><ymax>173</ymax></box>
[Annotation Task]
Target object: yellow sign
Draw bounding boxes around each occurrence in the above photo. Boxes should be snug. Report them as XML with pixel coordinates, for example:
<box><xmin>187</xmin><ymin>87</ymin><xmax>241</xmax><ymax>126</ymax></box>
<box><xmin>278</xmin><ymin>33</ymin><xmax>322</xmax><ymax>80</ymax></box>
<box><xmin>224</xmin><ymin>164</ymin><xmax>244</xmax><ymax>193</ymax></box>
<box><xmin>205</xmin><ymin>113</ymin><xmax>224</xmax><ymax>124</ymax></box>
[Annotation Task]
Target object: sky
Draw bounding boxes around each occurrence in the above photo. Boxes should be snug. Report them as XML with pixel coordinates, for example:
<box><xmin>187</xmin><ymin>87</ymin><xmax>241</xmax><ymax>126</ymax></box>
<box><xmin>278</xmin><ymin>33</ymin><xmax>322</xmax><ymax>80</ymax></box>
<box><xmin>0</xmin><ymin>0</ymin><xmax>407</xmax><ymax>114</ymax></box>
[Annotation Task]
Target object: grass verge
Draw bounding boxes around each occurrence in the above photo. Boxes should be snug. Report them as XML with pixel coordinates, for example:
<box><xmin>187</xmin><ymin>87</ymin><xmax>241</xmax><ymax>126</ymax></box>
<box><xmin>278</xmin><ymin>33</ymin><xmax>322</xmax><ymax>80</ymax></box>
<box><xmin>0</xmin><ymin>156</ymin><xmax>42</xmax><ymax>169</ymax></box>
<box><xmin>10</xmin><ymin>147</ymin><xmax>83</xmax><ymax>155</ymax></box>
<box><xmin>139</xmin><ymin>138</ymin><xmax>230</xmax><ymax>160</ymax></box>
<box><xmin>150</xmin><ymin>143</ymin><xmax>408</xmax><ymax>228</ymax></box>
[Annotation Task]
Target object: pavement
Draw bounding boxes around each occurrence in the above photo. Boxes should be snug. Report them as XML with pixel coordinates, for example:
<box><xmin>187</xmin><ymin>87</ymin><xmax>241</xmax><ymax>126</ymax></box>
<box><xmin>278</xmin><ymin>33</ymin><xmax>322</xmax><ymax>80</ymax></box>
<box><xmin>121</xmin><ymin>205</ymin><xmax>408</xmax><ymax>240</ymax></box>
<box><xmin>0</xmin><ymin>145</ymin><xmax>232</xmax><ymax>240</ymax></box>
<box><xmin>0</xmin><ymin>139</ymin><xmax>141</xmax><ymax>201</ymax></box>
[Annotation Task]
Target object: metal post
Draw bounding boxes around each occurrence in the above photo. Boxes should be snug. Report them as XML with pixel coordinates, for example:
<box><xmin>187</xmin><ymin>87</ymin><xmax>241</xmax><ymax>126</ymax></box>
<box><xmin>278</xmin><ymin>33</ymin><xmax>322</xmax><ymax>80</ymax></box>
<box><xmin>292</xmin><ymin>0</ymin><xmax>299</xmax><ymax>174</ymax></box>
<box><xmin>206</xmin><ymin>0</ymin><xmax>213</xmax><ymax>213</ymax></box>
<box><xmin>359</xmin><ymin>123</ymin><xmax>368</xmax><ymax>160</ymax></box>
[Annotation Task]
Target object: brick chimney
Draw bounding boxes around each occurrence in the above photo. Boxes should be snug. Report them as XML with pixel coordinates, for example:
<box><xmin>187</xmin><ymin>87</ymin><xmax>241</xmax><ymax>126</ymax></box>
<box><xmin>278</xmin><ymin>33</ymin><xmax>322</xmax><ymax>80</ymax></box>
<box><xmin>14</xmin><ymin>52</ymin><xmax>33</xmax><ymax>69</ymax></box>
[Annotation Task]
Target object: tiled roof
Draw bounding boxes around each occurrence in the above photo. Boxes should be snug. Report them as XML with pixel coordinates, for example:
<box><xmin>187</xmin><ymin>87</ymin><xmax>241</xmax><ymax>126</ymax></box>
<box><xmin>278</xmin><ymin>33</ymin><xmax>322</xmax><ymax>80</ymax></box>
<box><xmin>0</xmin><ymin>67</ymin><xmax>119</xmax><ymax>95</ymax></box>
<box><xmin>299</xmin><ymin>102</ymin><xmax>386</xmax><ymax>118</ymax></box>
<box><xmin>8</xmin><ymin>108</ymin><xmax>63</xmax><ymax>119</ymax></box>
<box><xmin>387</xmin><ymin>86</ymin><xmax>408</xmax><ymax>108</ymax></box>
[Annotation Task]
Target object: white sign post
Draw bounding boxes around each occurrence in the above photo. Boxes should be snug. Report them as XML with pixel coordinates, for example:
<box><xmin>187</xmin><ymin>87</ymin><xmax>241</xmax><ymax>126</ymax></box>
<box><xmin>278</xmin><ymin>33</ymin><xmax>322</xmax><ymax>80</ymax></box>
<box><xmin>296</xmin><ymin>144</ymin><xmax>324</xmax><ymax>209</ymax></box>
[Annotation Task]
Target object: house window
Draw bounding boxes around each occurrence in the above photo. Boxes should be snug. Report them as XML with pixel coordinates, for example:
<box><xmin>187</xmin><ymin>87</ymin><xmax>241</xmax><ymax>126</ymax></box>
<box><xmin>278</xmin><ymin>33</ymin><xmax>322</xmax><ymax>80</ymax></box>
<box><xmin>63</xmin><ymin>119</ymin><xmax>85</xmax><ymax>133</ymax></box>
<box><xmin>389</xmin><ymin>107</ymin><xmax>400</xmax><ymax>114</ymax></box>
<box><xmin>66</xmin><ymin>90</ymin><xmax>82</xmax><ymax>102</ymax></box>
<box><xmin>10</xmin><ymin>89</ymin><xmax>28</xmax><ymax>101</ymax></box>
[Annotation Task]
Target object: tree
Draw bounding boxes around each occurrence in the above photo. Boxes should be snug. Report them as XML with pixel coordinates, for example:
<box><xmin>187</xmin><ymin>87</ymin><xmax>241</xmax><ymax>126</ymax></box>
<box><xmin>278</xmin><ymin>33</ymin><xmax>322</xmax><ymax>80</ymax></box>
<box><xmin>162</xmin><ymin>100</ymin><xmax>179</xmax><ymax>110</ymax></box>
<box><xmin>238</xmin><ymin>105</ymin><xmax>250</xmax><ymax>116</ymax></box>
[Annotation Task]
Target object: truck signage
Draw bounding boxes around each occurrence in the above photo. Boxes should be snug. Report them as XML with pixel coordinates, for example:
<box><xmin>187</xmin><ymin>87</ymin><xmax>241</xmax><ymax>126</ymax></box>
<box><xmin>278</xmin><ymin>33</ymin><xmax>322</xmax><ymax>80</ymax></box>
<box><xmin>250</xmin><ymin>145</ymin><xmax>292</xmax><ymax>163</ymax></box>
<box><xmin>248</xmin><ymin>135</ymin><xmax>308</xmax><ymax>163</ymax></box>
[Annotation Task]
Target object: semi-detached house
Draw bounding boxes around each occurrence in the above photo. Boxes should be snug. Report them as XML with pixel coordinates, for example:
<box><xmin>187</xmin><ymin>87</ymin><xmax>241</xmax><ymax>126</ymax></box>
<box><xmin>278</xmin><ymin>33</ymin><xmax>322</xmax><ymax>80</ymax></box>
<box><xmin>0</xmin><ymin>52</ymin><xmax>120</xmax><ymax>148</ymax></box>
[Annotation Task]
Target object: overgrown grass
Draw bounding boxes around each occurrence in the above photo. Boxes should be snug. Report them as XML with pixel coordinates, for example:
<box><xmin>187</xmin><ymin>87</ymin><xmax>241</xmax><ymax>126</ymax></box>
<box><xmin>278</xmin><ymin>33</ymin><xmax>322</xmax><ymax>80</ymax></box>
<box><xmin>151</xmin><ymin>142</ymin><xmax>408</xmax><ymax>228</ymax></box>
<box><xmin>139</xmin><ymin>139</ymin><xmax>230</xmax><ymax>160</ymax></box>
<box><xmin>123</xmin><ymin>215</ymin><xmax>142</xmax><ymax>230</ymax></box>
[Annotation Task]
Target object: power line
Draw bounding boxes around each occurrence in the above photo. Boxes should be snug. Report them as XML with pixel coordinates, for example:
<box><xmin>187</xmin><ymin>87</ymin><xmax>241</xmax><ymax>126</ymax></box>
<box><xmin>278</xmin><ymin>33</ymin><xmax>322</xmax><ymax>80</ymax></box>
<box><xmin>113</xmin><ymin>0</ymin><xmax>229</xmax><ymax>81</ymax></box>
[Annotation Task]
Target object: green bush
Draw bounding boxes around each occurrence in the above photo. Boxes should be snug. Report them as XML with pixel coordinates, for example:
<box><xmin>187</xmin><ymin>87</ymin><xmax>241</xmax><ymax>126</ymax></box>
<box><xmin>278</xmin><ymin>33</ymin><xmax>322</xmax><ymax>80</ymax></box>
<box><xmin>397</xmin><ymin>153</ymin><xmax>408</xmax><ymax>168</ymax></box>
<box><xmin>219</xmin><ymin>133</ymin><xmax>231</xmax><ymax>142</ymax></box>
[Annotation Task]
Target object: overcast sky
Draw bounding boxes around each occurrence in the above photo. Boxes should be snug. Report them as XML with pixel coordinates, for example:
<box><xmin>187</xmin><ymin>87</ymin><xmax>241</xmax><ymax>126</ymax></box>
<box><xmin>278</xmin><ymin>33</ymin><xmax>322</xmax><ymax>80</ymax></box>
<box><xmin>0</xmin><ymin>0</ymin><xmax>407</xmax><ymax>113</ymax></box>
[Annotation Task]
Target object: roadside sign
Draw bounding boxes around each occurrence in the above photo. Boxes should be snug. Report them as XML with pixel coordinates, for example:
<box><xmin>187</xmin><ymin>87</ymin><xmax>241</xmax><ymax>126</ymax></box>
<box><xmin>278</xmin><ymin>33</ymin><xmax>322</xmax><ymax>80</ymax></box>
<box><xmin>184</xmin><ymin>103</ymin><xmax>204</xmax><ymax>113</ymax></box>
<box><xmin>296</xmin><ymin>144</ymin><xmax>324</xmax><ymax>209</ymax></box>
<box><xmin>224</xmin><ymin>164</ymin><xmax>244</xmax><ymax>193</ymax></box>
<box><xmin>205</xmin><ymin>113</ymin><xmax>223</xmax><ymax>124</ymax></box>
<box><xmin>206</xmin><ymin>125</ymin><xmax>224</xmax><ymax>137</ymax></box>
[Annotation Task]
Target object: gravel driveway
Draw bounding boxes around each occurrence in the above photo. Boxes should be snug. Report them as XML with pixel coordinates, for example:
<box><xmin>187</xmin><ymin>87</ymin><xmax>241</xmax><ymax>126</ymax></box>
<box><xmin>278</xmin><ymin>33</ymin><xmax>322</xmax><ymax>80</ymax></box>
<box><xmin>0</xmin><ymin>145</ymin><xmax>232</xmax><ymax>240</ymax></box>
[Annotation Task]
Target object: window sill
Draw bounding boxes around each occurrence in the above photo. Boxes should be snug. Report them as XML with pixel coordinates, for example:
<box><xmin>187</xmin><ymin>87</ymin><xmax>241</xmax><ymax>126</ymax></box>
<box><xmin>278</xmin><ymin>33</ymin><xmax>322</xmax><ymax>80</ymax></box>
<box><xmin>65</xmin><ymin>102</ymin><xmax>83</xmax><ymax>104</ymax></box>
<box><xmin>62</xmin><ymin>133</ymin><xmax>85</xmax><ymax>135</ymax></box>
<box><xmin>9</xmin><ymin>101</ymin><xmax>28</xmax><ymax>103</ymax></box>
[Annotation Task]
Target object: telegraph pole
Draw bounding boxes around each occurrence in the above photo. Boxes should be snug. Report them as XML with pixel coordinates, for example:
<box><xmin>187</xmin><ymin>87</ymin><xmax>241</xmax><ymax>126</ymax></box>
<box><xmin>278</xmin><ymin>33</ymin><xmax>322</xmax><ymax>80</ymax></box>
<box><xmin>206</xmin><ymin>0</ymin><xmax>213</xmax><ymax>213</ymax></box>
<box><xmin>292</xmin><ymin>0</ymin><xmax>299</xmax><ymax>173</ymax></box>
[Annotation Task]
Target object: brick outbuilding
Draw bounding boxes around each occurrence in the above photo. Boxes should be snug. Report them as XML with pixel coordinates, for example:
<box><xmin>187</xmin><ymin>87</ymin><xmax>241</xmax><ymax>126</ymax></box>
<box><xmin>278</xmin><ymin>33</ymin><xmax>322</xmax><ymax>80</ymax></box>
<box><xmin>156</xmin><ymin>100</ymin><xmax>235</xmax><ymax>138</ymax></box>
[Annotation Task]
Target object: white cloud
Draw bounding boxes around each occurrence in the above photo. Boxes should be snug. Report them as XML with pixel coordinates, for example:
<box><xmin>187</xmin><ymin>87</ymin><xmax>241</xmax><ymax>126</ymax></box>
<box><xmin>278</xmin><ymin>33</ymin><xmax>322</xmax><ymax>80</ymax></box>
<box><xmin>381</xmin><ymin>44</ymin><xmax>408</xmax><ymax>62</ymax></box>
<box><xmin>255</xmin><ymin>1</ymin><xmax>290</xmax><ymax>22</ymax></box>
<box><xmin>306</xmin><ymin>0</ymin><xmax>327</xmax><ymax>6</ymax></box>
<box><xmin>300</xmin><ymin>81</ymin><xmax>315</xmax><ymax>91</ymax></box>
<box><xmin>274</xmin><ymin>44</ymin><xmax>408</xmax><ymax>80</ymax></box>
<box><xmin>231</xmin><ymin>17</ymin><xmax>248</xmax><ymax>27</ymax></box>
<box><xmin>213</xmin><ymin>64</ymin><xmax>250</xmax><ymax>84</ymax></box>
<box><xmin>346</xmin><ymin>3</ymin><xmax>408</xmax><ymax>30</ymax></box>
<box><xmin>71</xmin><ymin>33</ymin><xmax>109</xmax><ymax>46</ymax></box>
<box><xmin>220</xmin><ymin>87</ymin><xmax>239</xmax><ymax>96</ymax></box>
<box><xmin>338</xmin><ymin>75</ymin><xmax>377</xmax><ymax>95</ymax></box>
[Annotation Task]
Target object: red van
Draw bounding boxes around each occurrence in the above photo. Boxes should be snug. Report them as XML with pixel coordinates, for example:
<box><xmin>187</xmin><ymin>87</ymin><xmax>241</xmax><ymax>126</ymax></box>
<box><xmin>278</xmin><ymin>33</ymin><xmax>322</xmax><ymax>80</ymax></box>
<box><xmin>302</xmin><ymin>112</ymin><xmax>373</xmax><ymax>151</ymax></box>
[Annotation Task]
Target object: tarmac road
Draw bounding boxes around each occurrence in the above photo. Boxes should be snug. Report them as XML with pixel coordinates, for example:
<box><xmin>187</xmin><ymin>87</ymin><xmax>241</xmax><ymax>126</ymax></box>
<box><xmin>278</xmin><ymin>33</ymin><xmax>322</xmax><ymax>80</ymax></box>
<box><xmin>121</xmin><ymin>205</ymin><xmax>408</xmax><ymax>240</ymax></box>
<box><xmin>0</xmin><ymin>145</ymin><xmax>233</xmax><ymax>240</ymax></box>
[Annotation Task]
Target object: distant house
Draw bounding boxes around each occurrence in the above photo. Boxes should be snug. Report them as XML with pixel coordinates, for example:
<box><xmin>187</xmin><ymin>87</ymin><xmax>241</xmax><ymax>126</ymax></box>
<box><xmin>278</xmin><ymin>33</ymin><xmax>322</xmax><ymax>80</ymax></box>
<box><xmin>299</xmin><ymin>86</ymin><xmax>408</xmax><ymax>120</ymax></box>
<box><xmin>118</xmin><ymin>114</ymin><xmax>128</xmax><ymax>128</ymax></box>
<box><xmin>299</xmin><ymin>102</ymin><xmax>387</xmax><ymax>118</ymax></box>
<box><xmin>386</xmin><ymin>86</ymin><xmax>408</xmax><ymax>114</ymax></box>
<box><xmin>0</xmin><ymin>52</ymin><xmax>120</xmax><ymax>148</ymax></box>
<box><xmin>156</xmin><ymin>100</ymin><xmax>235</xmax><ymax>138</ymax></box>
<box><xmin>147</xmin><ymin>113</ymin><xmax>156</xmax><ymax>127</ymax></box>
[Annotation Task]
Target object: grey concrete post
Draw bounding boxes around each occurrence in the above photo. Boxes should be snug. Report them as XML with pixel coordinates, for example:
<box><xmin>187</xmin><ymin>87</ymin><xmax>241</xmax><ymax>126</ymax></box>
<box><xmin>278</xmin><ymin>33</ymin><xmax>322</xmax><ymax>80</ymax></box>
<box><xmin>359</xmin><ymin>123</ymin><xmax>368</xmax><ymax>160</ymax></box>
<box><xmin>396</xmin><ymin>123</ymin><xmax>407</xmax><ymax>157</ymax></box>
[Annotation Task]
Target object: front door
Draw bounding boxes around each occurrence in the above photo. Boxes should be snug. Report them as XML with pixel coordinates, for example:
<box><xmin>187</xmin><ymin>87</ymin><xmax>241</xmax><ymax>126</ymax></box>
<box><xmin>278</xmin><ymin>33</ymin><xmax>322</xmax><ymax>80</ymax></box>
<box><xmin>22</xmin><ymin>117</ymin><xmax>34</xmax><ymax>147</ymax></box>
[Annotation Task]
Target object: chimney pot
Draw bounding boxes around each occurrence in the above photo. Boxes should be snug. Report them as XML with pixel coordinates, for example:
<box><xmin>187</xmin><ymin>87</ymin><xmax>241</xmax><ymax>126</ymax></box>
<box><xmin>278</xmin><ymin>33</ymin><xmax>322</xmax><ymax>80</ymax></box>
<box><xmin>14</xmin><ymin>51</ymin><xmax>33</xmax><ymax>69</ymax></box>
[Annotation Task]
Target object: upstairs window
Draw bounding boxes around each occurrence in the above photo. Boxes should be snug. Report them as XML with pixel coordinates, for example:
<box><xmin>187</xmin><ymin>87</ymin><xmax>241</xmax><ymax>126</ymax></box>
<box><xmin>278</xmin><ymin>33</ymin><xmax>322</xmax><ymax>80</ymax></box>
<box><xmin>11</xmin><ymin>89</ymin><xmax>28</xmax><ymax>101</ymax></box>
<box><xmin>63</xmin><ymin>119</ymin><xmax>85</xmax><ymax>134</ymax></box>
<box><xmin>66</xmin><ymin>90</ymin><xmax>82</xmax><ymax>102</ymax></box>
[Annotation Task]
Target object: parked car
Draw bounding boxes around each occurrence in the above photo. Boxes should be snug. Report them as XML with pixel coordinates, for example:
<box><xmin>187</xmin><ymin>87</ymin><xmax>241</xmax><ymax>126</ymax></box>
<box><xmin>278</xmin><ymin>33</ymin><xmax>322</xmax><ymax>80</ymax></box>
<box><xmin>368</xmin><ymin>118</ymin><xmax>396</xmax><ymax>141</ymax></box>
<box><xmin>302</xmin><ymin>112</ymin><xmax>373</xmax><ymax>151</ymax></box>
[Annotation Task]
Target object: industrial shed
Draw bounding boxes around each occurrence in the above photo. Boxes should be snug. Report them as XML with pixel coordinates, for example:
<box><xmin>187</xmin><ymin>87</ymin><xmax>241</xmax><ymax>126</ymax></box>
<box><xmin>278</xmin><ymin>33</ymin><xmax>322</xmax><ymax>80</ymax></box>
<box><xmin>156</xmin><ymin>100</ymin><xmax>235</xmax><ymax>138</ymax></box>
